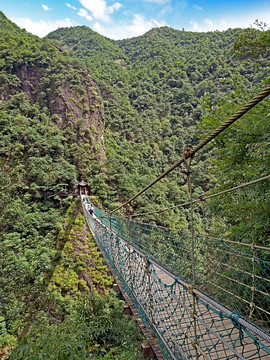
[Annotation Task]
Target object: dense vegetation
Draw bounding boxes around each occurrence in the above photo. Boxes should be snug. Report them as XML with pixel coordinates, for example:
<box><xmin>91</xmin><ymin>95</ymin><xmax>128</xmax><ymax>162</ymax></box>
<box><xmin>0</xmin><ymin>12</ymin><xmax>144</xmax><ymax>359</ymax></box>
<box><xmin>0</xmin><ymin>9</ymin><xmax>269</xmax><ymax>358</ymax></box>
<box><xmin>48</xmin><ymin>23</ymin><xmax>270</xmax><ymax>239</ymax></box>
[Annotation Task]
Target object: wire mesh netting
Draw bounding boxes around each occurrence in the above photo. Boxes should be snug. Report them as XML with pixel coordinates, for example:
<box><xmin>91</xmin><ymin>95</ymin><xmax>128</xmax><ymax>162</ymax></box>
<box><xmin>84</xmin><ymin>201</ymin><xmax>270</xmax><ymax>360</ymax></box>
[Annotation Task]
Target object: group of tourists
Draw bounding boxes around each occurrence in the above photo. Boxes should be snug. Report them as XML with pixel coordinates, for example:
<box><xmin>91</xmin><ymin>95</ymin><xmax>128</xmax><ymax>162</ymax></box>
<box><xmin>82</xmin><ymin>195</ymin><xmax>96</xmax><ymax>219</ymax></box>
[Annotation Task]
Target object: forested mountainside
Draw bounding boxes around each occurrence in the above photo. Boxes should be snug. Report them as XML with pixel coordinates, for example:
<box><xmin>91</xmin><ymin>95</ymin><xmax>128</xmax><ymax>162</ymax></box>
<box><xmin>0</xmin><ymin>8</ymin><xmax>269</xmax><ymax>359</ymax></box>
<box><xmin>0</xmin><ymin>12</ymin><xmax>144</xmax><ymax>359</ymax></box>
<box><xmin>47</xmin><ymin>24</ymin><xmax>270</xmax><ymax>238</ymax></box>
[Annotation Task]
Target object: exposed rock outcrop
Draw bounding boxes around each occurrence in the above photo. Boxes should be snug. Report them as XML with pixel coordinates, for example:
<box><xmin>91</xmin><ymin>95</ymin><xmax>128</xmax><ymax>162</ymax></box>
<box><xmin>14</xmin><ymin>63</ymin><xmax>105</xmax><ymax>164</ymax></box>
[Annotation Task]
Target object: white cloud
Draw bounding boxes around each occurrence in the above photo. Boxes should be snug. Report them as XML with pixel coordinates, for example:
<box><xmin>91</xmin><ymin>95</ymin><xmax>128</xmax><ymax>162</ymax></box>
<box><xmin>42</xmin><ymin>4</ymin><xmax>52</xmax><ymax>11</ymax></box>
<box><xmin>204</xmin><ymin>18</ymin><xmax>215</xmax><ymax>30</ymax></box>
<box><xmin>11</xmin><ymin>17</ymin><xmax>75</xmax><ymax>37</ymax></box>
<box><xmin>93</xmin><ymin>14</ymin><xmax>166</xmax><ymax>39</ymax></box>
<box><xmin>79</xmin><ymin>0</ymin><xmax>122</xmax><ymax>22</ymax></box>
<box><xmin>66</xmin><ymin>3</ymin><xmax>77</xmax><ymax>10</ymax></box>
<box><xmin>189</xmin><ymin>18</ymin><xmax>226</xmax><ymax>32</ymax></box>
<box><xmin>143</xmin><ymin>0</ymin><xmax>169</xmax><ymax>3</ymax></box>
<box><xmin>189</xmin><ymin>9</ymin><xmax>270</xmax><ymax>33</ymax></box>
<box><xmin>194</xmin><ymin>5</ymin><xmax>203</xmax><ymax>11</ymax></box>
<box><xmin>189</xmin><ymin>20</ymin><xmax>200</xmax><ymax>31</ymax></box>
<box><xmin>109</xmin><ymin>2</ymin><xmax>122</xmax><ymax>13</ymax></box>
<box><xmin>78</xmin><ymin>8</ymin><xmax>93</xmax><ymax>21</ymax></box>
<box><xmin>126</xmin><ymin>14</ymin><xmax>165</xmax><ymax>36</ymax></box>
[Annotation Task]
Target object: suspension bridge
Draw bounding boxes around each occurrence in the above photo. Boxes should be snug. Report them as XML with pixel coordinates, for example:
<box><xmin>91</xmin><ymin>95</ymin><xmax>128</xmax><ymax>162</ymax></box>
<box><xmin>83</xmin><ymin>85</ymin><xmax>270</xmax><ymax>359</ymax></box>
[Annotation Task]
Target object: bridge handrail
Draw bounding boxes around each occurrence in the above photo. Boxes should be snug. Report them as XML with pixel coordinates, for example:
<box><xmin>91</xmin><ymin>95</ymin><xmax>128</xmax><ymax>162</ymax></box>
<box><xmin>83</xmin><ymin>199</ymin><xmax>270</xmax><ymax>359</ymax></box>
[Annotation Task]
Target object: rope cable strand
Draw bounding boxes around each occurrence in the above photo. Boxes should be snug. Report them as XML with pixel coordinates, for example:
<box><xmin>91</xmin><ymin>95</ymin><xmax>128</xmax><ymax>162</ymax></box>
<box><xmin>131</xmin><ymin>174</ymin><xmax>270</xmax><ymax>218</ymax></box>
<box><xmin>106</xmin><ymin>84</ymin><xmax>270</xmax><ymax>216</ymax></box>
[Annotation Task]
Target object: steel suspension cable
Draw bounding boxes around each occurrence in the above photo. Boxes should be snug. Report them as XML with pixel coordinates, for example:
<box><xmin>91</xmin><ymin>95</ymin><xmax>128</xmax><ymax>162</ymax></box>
<box><xmin>204</xmin><ymin>236</ymin><xmax>270</xmax><ymax>251</ymax></box>
<box><xmin>131</xmin><ymin>174</ymin><xmax>270</xmax><ymax>218</ymax></box>
<box><xmin>106</xmin><ymin>84</ymin><xmax>270</xmax><ymax>217</ymax></box>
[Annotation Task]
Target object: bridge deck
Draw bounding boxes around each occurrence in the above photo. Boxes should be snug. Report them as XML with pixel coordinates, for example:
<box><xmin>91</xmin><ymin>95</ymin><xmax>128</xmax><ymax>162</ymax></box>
<box><xmin>85</xmin><ymin>205</ymin><xmax>270</xmax><ymax>360</ymax></box>
<box><xmin>153</xmin><ymin>266</ymin><xmax>269</xmax><ymax>359</ymax></box>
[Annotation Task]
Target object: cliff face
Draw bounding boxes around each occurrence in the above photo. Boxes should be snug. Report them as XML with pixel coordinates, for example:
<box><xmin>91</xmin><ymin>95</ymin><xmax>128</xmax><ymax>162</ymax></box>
<box><xmin>14</xmin><ymin>63</ymin><xmax>105</xmax><ymax>163</ymax></box>
<box><xmin>15</xmin><ymin>66</ymin><xmax>42</xmax><ymax>103</ymax></box>
<box><xmin>0</xmin><ymin>14</ymin><xmax>106</xmax><ymax>170</ymax></box>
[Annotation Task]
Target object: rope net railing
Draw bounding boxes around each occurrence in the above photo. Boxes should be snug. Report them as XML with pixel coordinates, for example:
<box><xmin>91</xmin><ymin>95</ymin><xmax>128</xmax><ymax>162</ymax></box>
<box><xmin>82</xmin><ymin>85</ymin><xmax>270</xmax><ymax>359</ymax></box>
<box><xmin>94</xmin><ymin>204</ymin><xmax>270</xmax><ymax>330</ymax></box>
<box><xmin>84</xmin><ymin>202</ymin><xmax>270</xmax><ymax>360</ymax></box>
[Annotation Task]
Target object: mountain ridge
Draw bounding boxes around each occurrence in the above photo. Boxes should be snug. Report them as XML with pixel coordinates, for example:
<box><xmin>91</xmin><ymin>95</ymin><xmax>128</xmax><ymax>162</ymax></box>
<box><xmin>0</xmin><ymin>11</ymin><xmax>269</xmax><ymax>358</ymax></box>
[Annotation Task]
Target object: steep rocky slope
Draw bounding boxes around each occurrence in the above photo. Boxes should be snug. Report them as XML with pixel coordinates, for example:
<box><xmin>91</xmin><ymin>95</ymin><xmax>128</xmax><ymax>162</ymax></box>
<box><xmin>0</xmin><ymin>12</ymin><xmax>105</xmax><ymax>173</ymax></box>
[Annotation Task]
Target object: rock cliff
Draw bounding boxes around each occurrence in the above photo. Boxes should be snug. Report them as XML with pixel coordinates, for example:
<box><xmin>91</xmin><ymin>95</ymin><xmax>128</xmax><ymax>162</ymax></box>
<box><xmin>14</xmin><ymin>62</ymin><xmax>105</xmax><ymax>164</ymax></box>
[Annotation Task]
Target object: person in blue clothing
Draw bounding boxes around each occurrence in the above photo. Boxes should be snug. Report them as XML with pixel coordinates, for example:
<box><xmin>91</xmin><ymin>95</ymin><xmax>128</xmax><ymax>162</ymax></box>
<box><xmin>88</xmin><ymin>204</ymin><xmax>94</xmax><ymax>216</ymax></box>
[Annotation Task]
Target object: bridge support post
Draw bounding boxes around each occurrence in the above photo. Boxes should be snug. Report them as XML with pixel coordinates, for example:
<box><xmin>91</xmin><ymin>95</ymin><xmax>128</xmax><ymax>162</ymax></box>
<box><xmin>144</xmin><ymin>255</ymin><xmax>154</xmax><ymax>327</ymax></box>
<box><xmin>141</xmin><ymin>342</ymin><xmax>155</xmax><ymax>358</ymax></box>
<box><xmin>183</xmin><ymin>145</ymin><xmax>199</xmax><ymax>360</ymax></box>
<box><xmin>116</xmin><ymin>236</ymin><xmax>122</xmax><ymax>279</ymax></box>
<box><xmin>127</xmin><ymin>215</ymin><xmax>134</xmax><ymax>295</ymax></box>
<box><xmin>249</xmin><ymin>244</ymin><xmax>256</xmax><ymax>320</ymax></box>
<box><xmin>124</xmin><ymin>305</ymin><xmax>133</xmax><ymax>315</ymax></box>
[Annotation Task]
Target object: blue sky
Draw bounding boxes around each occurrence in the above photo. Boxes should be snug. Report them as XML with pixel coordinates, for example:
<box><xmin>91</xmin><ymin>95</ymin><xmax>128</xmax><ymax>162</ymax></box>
<box><xmin>1</xmin><ymin>0</ymin><xmax>269</xmax><ymax>39</ymax></box>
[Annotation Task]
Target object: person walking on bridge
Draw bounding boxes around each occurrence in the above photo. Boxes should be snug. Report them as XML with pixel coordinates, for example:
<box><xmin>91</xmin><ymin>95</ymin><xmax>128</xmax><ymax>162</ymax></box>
<box><xmin>88</xmin><ymin>203</ymin><xmax>94</xmax><ymax>216</ymax></box>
